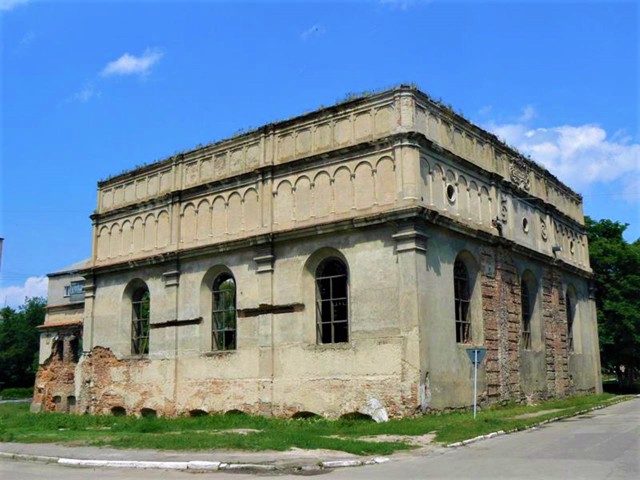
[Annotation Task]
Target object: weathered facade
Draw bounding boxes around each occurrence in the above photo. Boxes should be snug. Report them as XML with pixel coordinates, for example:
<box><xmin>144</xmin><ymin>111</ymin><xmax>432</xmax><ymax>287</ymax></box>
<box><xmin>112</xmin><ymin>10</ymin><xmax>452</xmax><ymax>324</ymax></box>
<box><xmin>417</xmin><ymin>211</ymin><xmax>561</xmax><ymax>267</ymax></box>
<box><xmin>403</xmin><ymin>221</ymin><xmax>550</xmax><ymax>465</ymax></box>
<box><xmin>32</xmin><ymin>259</ymin><xmax>89</xmax><ymax>413</ymax></box>
<box><xmin>34</xmin><ymin>86</ymin><xmax>602</xmax><ymax>418</ymax></box>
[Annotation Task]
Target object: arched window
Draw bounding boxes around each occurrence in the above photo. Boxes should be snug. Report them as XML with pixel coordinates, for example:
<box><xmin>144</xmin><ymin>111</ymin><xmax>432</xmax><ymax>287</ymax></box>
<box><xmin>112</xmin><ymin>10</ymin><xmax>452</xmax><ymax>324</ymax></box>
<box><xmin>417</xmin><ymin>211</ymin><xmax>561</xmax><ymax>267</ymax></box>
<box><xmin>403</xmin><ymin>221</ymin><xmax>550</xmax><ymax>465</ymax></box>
<box><xmin>131</xmin><ymin>287</ymin><xmax>150</xmax><ymax>355</ymax></box>
<box><xmin>454</xmin><ymin>258</ymin><xmax>471</xmax><ymax>343</ymax></box>
<box><xmin>212</xmin><ymin>273</ymin><xmax>236</xmax><ymax>351</ymax></box>
<box><xmin>566</xmin><ymin>288</ymin><xmax>575</xmax><ymax>352</ymax></box>
<box><xmin>316</xmin><ymin>258</ymin><xmax>349</xmax><ymax>344</ymax></box>
<box><xmin>521</xmin><ymin>281</ymin><xmax>532</xmax><ymax>350</ymax></box>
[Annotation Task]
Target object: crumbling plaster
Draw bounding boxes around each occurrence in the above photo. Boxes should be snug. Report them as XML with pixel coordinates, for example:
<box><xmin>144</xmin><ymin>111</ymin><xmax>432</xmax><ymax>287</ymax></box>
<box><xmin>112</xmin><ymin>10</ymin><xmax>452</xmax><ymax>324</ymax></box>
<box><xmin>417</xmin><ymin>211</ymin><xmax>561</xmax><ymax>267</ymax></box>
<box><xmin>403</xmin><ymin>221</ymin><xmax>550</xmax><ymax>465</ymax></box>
<box><xmin>34</xmin><ymin>86</ymin><xmax>602</xmax><ymax>418</ymax></box>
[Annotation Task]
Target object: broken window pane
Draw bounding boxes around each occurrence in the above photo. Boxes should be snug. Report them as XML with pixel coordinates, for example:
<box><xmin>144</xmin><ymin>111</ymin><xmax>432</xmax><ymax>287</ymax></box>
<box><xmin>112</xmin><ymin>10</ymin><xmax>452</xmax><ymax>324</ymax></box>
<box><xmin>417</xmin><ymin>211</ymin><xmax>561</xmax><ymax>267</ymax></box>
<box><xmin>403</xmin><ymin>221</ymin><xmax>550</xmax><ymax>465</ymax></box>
<box><xmin>566</xmin><ymin>291</ymin><xmax>575</xmax><ymax>352</ymax></box>
<box><xmin>316</xmin><ymin>257</ymin><xmax>349</xmax><ymax>344</ymax></box>
<box><xmin>454</xmin><ymin>258</ymin><xmax>471</xmax><ymax>343</ymax></box>
<box><xmin>212</xmin><ymin>273</ymin><xmax>237</xmax><ymax>351</ymax></box>
<box><xmin>131</xmin><ymin>287</ymin><xmax>150</xmax><ymax>355</ymax></box>
<box><xmin>521</xmin><ymin>281</ymin><xmax>532</xmax><ymax>350</ymax></box>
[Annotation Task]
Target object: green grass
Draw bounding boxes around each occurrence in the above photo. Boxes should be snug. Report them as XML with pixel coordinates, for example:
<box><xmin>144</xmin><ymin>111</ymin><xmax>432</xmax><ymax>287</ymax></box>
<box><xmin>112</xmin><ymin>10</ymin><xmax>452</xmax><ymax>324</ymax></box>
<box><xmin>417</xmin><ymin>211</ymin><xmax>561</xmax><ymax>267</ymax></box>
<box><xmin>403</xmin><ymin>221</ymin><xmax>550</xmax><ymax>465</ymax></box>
<box><xmin>0</xmin><ymin>387</ymin><xmax>33</xmax><ymax>400</ymax></box>
<box><xmin>0</xmin><ymin>394</ymin><xmax>628</xmax><ymax>455</ymax></box>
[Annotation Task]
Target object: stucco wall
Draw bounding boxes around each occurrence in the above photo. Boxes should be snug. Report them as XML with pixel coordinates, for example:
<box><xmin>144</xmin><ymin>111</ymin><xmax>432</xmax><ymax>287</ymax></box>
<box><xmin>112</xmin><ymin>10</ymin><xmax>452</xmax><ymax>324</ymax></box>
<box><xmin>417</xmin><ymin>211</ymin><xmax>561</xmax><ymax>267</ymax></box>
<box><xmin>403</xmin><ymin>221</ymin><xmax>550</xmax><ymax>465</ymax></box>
<box><xmin>35</xmin><ymin>87</ymin><xmax>602</xmax><ymax>418</ymax></box>
<box><xmin>80</xmin><ymin>225</ymin><xmax>420</xmax><ymax>418</ymax></box>
<box><xmin>77</xmin><ymin>218</ymin><xmax>602</xmax><ymax>418</ymax></box>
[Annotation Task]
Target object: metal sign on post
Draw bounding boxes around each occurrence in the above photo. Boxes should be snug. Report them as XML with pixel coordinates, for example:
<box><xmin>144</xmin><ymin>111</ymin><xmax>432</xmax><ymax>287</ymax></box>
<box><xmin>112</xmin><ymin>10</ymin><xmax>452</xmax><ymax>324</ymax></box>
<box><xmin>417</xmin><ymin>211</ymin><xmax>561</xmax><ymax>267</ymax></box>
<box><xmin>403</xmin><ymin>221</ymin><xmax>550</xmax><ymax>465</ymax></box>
<box><xmin>466</xmin><ymin>347</ymin><xmax>487</xmax><ymax>419</ymax></box>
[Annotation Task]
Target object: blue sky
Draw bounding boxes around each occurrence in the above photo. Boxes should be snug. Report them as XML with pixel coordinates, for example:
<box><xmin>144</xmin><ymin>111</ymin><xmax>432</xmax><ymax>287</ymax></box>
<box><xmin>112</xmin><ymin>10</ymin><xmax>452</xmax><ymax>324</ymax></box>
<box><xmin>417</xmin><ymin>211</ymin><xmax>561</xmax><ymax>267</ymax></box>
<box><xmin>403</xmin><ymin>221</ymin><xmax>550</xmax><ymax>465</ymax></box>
<box><xmin>1</xmin><ymin>0</ymin><xmax>638</xmax><ymax>306</ymax></box>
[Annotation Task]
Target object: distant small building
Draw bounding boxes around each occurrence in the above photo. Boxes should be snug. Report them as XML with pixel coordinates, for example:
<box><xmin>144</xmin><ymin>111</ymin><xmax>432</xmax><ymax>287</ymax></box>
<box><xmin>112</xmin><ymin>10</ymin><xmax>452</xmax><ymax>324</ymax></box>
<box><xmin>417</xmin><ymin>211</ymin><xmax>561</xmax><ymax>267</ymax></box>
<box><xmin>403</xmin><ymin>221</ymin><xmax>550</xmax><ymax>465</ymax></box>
<box><xmin>33</xmin><ymin>86</ymin><xmax>602</xmax><ymax>418</ymax></box>
<box><xmin>31</xmin><ymin>259</ymin><xmax>89</xmax><ymax>413</ymax></box>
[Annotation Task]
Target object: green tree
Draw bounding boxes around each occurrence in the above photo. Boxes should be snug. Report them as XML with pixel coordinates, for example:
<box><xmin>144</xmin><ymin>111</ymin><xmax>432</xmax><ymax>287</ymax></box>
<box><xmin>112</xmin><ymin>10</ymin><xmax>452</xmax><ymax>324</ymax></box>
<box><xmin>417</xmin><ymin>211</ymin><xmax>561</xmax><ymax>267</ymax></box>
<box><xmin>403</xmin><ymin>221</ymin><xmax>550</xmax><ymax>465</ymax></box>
<box><xmin>586</xmin><ymin>217</ymin><xmax>640</xmax><ymax>384</ymax></box>
<box><xmin>0</xmin><ymin>297</ymin><xmax>46</xmax><ymax>389</ymax></box>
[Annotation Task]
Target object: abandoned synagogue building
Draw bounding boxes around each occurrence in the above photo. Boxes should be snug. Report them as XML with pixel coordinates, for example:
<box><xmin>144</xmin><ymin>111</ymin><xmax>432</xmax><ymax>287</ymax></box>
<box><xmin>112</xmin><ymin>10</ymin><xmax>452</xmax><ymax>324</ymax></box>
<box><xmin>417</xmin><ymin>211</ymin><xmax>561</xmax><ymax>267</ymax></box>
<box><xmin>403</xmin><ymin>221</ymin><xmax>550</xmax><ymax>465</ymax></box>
<box><xmin>32</xmin><ymin>86</ymin><xmax>602</xmax><ymax>419</ymax></box>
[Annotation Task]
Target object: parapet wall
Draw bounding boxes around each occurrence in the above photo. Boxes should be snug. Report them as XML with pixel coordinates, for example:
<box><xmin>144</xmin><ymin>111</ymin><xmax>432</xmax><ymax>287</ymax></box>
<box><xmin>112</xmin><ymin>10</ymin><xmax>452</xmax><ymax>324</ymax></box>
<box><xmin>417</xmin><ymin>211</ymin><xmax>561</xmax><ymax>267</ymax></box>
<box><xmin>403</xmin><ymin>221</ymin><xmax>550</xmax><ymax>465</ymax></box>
<box><xmin>92</xmin><ymin>87</ymin><xmax>589</xmax><ymax>273</ymax></box>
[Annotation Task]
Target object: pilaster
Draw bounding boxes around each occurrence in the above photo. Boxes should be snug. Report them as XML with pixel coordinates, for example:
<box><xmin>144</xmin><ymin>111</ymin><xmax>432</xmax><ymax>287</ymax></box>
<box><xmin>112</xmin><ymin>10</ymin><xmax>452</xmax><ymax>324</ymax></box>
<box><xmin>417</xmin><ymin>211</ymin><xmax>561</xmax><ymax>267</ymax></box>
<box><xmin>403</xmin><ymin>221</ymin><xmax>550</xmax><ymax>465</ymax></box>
<box><xmin>392</xmin><ymin>219</ymin><xmax>429</xmax><ymax>409</ymax></box>
<box><xmin>81</xmin><ymin>274</ymin><xmax>96</xmax><ymax>351</ymax></box>
<box><xmin>254</xmin><ymin>244</ymin><xmax>276</xmax><ymax>412</ymax></box>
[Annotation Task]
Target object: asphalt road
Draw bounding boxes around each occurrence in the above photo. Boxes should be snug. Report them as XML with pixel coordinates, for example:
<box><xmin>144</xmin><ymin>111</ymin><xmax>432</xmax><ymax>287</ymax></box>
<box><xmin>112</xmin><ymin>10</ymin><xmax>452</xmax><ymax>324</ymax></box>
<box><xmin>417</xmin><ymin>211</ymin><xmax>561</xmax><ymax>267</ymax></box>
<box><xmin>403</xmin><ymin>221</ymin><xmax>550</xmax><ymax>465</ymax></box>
<box><xmin>1</xmin><ymin>398</ymin><xmax>638</xmax><ymax>480</ymax></box>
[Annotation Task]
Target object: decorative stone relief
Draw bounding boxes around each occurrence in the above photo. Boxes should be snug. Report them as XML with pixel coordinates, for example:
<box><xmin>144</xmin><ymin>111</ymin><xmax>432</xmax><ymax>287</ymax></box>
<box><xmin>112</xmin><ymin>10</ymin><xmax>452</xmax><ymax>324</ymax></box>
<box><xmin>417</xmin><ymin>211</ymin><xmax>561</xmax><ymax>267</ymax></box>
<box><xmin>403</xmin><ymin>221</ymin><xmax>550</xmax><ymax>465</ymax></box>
<box><xmin>509</xmin><ymin>157</ymin><xmax>530</xmax><ymax>191</ymax></box>
<box><xmin>500</xmin><ymin>194</ymin><xmax>508</xmax><ymax>224</ymax></box>
<box><xmin>540</xmin><ymin>217</ymin><xmax>548</xmax><ymax>241</ymax></box>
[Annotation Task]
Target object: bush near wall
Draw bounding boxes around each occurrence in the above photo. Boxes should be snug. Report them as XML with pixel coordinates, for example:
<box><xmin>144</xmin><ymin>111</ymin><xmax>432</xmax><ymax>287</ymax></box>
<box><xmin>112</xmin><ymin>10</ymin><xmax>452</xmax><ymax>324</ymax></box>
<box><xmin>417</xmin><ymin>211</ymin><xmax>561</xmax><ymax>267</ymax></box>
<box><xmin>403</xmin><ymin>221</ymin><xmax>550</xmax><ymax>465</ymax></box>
<box><xmin>0</xmin><ymin>297</ymin><xmax>46</xmax><ymax>390</ymax></box>
<box><xmin>0</xmin><ymin>387</ymin><xmax>34</xmax><ymax>400</ymax></box>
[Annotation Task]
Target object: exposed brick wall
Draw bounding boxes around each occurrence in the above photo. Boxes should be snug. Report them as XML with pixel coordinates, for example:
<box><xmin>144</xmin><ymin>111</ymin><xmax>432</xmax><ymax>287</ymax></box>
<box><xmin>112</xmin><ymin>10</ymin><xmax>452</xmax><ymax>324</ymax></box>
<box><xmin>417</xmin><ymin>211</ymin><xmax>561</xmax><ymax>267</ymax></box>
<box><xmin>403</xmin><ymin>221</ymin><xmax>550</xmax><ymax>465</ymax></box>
<box><xmin>481</xmin><ymin>246</ymin><xmax>572</xmax><ymax>404</ymax></box>
<box><xmin>72</xmin><ymin>346</ymin><xmax>418</xmax><ymax>418</ymax></box>
<box><xmin>481</xmin><ymin>247</ymin><xmax>521</xmax><ymax>402</ymax></box>
<box><xmin>76</xmin><ymin>346</ymin><xmax>164</xmax><ymax>416</ymax></box>
<box><xmin>32</xmin><ymin>333</ymin><xmax>79</xmax><ymax>413</ymax></box>
<box><xmin>542</xmin><ymin>267</ymin><xmax>572</xmax><ymax>397</ymax></box>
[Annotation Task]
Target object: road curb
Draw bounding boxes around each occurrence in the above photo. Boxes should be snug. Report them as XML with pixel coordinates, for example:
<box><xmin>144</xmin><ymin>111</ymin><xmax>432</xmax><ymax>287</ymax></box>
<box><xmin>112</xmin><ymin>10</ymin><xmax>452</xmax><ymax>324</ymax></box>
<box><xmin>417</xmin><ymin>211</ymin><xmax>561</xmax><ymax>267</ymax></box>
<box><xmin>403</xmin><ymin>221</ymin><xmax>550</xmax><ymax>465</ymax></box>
<box><xmin>1</xmin><ymin>450</ymin><xmax>390</xmax><ymax>472</ymax></box>
<box><xmin>446</xmin><ymin>395</ymin><xmax>636</xmax><ymax>448</ymax></box>
<box><xmin>0</xmin><ymin>452</ymin><xmax>59</xmax><ymax>463</ymax></box>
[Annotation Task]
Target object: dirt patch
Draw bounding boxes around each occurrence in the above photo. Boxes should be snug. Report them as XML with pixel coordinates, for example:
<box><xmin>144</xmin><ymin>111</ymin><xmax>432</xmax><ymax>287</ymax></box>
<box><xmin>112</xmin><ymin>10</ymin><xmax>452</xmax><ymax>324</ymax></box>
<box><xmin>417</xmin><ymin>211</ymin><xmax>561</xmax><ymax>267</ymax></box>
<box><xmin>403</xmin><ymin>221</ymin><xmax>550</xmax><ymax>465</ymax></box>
<box><xmin>216</xmin><ymin>428</ymin><xmax>262</xmax><ymax>435</ymax></box>
<box><xmin>162</xmin><ymin>428</ymin><xmax>262</xmax><ymax>435</ymax></box>
<box><xmin>326</xmin><ymin>433</ymin><xmax>435</xmax><ymax>448</ymax></box>
<box><xmin>358</xmin><ymin>433</ymin><xmax>436</xmax><ymax>447</ymax></box>
<box><xmin>512</xmin><ymin>408</ymin><xmax>564</xmax><ymax>419</ymax></box>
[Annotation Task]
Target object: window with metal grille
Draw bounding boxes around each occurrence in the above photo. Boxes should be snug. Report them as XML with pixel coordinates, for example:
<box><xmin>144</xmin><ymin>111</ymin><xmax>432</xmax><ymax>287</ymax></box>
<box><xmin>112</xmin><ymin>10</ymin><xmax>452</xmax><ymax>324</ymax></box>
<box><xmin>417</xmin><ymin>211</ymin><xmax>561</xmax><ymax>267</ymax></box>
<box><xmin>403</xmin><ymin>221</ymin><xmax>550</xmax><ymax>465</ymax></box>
<box><xmin>131</xmin><ymin>287</ymin><xmax>150</xmax><ymax>355</ymax></box>
<box><xmin>316</xmin><ymin>258</ymin><xmax>349</xmax><ymax>344</ymax></box>
<box><xmin>212</xmin><ymin>274</ymin><xmax>236</xmax><ymax>351</ymax></box>
<box><xmin>566</xmin><ymin>292</ymin><xmax>574</xmax><ymax>352</ymax></box>
<box><xmin>454</xmin><ymin>259</ymin><xmax>471</xmax><ymax>343</ymax></box>
<box><xmin>521</xmin><ymin>281</ymin><xmax>532</xmax><ymax>350</ymax></box>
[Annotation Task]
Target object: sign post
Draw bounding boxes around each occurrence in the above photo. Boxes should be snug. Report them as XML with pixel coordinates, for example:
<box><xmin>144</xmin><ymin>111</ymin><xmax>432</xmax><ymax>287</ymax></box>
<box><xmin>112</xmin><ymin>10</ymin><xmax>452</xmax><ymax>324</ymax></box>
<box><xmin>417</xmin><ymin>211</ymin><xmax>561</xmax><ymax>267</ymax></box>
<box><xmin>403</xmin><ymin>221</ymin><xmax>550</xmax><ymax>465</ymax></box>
<box><xmin>466</xmin><ymin>347</ymin><xmax>487</xmax><ymax>419</ymax></box>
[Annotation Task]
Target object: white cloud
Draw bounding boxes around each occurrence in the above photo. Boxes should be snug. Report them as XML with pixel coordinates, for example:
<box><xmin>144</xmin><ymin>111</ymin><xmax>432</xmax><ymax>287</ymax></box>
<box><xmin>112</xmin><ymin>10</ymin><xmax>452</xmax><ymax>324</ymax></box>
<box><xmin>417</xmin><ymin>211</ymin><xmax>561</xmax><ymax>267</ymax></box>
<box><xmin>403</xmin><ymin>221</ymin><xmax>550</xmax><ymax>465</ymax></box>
<box><xmin>19</xmin><ymin>30</ymin><xmax>36</xmax><ymax>47</ymax></box>
<box><xmin>68</xmin><ymin>84</ymin><xmax>101</xmax><ymax>103</ymax></box>
<box><xmin>0</xmin><ymin>0</ymin><xmax>29</xmax><ymax>11</ymax></box>
<box><xmin>301</xmin><ymin>24</ymin><xmax>325</xmax><ymax>40</ymax></box>
<box><xmin>623</xmin><ymin>173</ymin><xmax>640</xmax><ymax>201</ymax></box>
<box><xmin>0</xmin><ymin>276</ymin><xmax>48</xmax><ymax>308</ymax></box>
<box><xmin>478</xmin><ymin>105</ymin><xmax>493</xmax><ymax>116</ymax></box>
<box><xmin>379</xmin><ymin>0</ymin><xmax>416</xmax><ymax>10</ymax></box>
<box><xmin>485</xmin><ymin>117</ymin><xmax>640</xmax><ymax>199</ymax></box>
<box><xmin>101</xmin><ymin>48</ymin><xmax>163</xmax><ymax>77</ymax></box>
<box><xmin>517</xmin><ymin>104</ymin><xmax>536</xmax><ymax>122</ymax></box>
